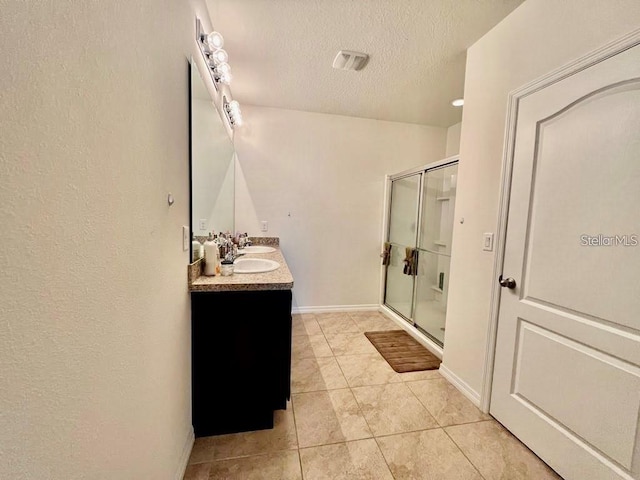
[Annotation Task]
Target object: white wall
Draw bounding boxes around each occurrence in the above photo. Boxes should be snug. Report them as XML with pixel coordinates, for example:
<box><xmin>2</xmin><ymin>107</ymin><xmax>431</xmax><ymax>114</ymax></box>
<box><xmin>234</xmin><ymin>105</ymin><xmax>446</xmax><ymax>309</ymax></box>
<box><xmin>445</xmin><ymin>122</ymin><xmax>462</xmax><ymax>156</ymax></box>
<box><xmin>0</xmin><ymin>1</ymin><xmax>213</xmax><ymax>478</ymax></box>
<box><xmin>443</xmin><ymin>0</ymin><xmax>640</xmax><ymax>398</ymax></box>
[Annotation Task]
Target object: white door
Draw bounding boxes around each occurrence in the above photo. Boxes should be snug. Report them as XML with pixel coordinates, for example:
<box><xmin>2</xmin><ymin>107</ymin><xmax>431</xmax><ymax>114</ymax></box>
<box><xmin>490</xmin><ymin>38</ymin><xmax>640</xmax><ymax>480</ymax></box>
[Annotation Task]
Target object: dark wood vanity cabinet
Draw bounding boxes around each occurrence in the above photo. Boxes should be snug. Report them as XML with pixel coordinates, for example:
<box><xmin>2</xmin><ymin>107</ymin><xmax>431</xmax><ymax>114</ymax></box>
<box><xmin>191</xmin><ymin>289</ymin><xmax>292</xmax><ymax>437</ymax></box>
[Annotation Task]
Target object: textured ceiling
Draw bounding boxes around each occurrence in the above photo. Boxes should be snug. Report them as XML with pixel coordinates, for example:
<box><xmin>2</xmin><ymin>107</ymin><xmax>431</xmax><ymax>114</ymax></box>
<box><xmin>206</xmin><ymin>0</ymin><xmax>524</xmax><ymax>127</ymax></box>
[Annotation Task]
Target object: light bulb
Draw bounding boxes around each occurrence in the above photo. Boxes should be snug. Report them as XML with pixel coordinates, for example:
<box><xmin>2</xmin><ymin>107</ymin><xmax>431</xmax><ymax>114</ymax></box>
<box><xmin>228</xmin><ymin>100</ymin><xmax>240</xmax><ymax>112</ymax></box>
<box><xmin>451</xmin><ymin>98</ymin><xmax>464</xmax><ymax>107</ymax></box>
<box><xmin>234</xmin><ymin>115</ymin><xmax>243</xmax><ymax>127</ymax></box>
<box><xmin>218</xmin><ymin>72</ymin><xmax>232</xmax><ymax>85</ymax></box>
<box><xmin>212</xmin><ymin>49</ymin><xmax>228</xmax><ymax>65</ymax></box>
<box><xmin>215</xmin><ymin>62</ymin><xmax>231</xmax><ymax>75</ymax></box>
<box><xmin>207</xmin><ymin>31</ymin><xmax>224</xmax><ymax>50</ymax></box>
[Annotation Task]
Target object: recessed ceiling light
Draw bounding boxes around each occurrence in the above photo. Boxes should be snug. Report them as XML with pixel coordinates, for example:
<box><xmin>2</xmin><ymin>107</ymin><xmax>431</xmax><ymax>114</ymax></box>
<box><xmin>451</xmin><ymin>98</ymin><xmax>464</xmax><ymax>107</ymax></box>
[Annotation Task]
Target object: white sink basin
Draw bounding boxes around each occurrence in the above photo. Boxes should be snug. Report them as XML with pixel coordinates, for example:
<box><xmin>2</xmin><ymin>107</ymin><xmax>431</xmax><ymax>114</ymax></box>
<box><xmin>234</xmin><ymin>258</ymin><xmax>280</xmax><ymax>274</ymax></box>
<box><xmin>240</xmin><ymin>245</ymin><xmax>276</xmax><ymax>254</ymax></box>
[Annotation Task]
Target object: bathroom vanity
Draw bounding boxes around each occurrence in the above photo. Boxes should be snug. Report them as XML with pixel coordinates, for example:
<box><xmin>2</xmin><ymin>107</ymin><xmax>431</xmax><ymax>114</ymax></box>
<box><xmin>188</xmin><ymin>244</ymin><xmax>294</xmax><ymax>437</ymax></box>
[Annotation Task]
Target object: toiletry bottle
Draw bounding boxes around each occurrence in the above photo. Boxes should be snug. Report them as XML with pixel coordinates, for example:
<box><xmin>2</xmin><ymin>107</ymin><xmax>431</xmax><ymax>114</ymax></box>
<box><xmin>203</xmin><ymin>233</ymin><xmax>217</xmax><ymax>276</ymax></box>
<box><xmin>191</xmin><ymin>234</ymin><xmax>201</xmax><ymax>262</ymax></box>
<box><xmin>204</xmin><ymin>232</ymin><xmax>213</xmax><ymax>261</ymax></box>
<box><xmin>214</xmin><ymin>238</ymin><xmax>221</xmax><ymax>275</ymax></box>
<box><xmin>220</xmin><ymin>237</ymin><xmax>228</xmax><ymax>262</ymax></box>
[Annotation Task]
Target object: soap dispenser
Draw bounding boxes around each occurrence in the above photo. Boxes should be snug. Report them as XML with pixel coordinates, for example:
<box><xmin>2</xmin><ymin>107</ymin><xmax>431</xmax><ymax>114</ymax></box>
<box><xmin>203</xmin><ymin>233</ymin><xmax>218</xmax><ymax>276</ymax></box>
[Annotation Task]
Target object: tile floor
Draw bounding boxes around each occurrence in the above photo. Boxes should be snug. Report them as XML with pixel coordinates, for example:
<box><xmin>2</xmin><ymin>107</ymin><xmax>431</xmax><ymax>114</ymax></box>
<box><xmin>184</xmin><ymin>311</ymin><xmax>562</xmax><ymax>480</ymax></box>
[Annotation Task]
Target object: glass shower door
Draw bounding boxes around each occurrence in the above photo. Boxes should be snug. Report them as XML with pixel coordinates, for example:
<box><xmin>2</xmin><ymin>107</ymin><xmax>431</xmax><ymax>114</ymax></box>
<box><xmin>383</xmin><ymin>173</ymin><xmax>421</xmax><ymax>319</ymax></box>
<box><xmin>413</xmin><ymin>163</ymin><xmax>458</xmax><ymax>345</ymax></box>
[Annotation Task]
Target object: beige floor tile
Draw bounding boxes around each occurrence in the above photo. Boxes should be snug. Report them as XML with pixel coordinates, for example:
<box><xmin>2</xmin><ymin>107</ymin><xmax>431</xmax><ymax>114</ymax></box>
<box><xmin>292</xmin><ymin>315</ymin><xmax>323</xmax><ymax>337</ymax></box>
<box><xmin>299</xmin><ymin>439</ymin><xmax>394</xmax><ymax>480</ymax></box>
<box><xmin>316</xmin><ymin>314</ymin><xmax>360</xmax><ymax>334</ymax></box>
<box><xmin>351</xmin><ymin>315</ymin><xmax>399</xmax><ymax>332</ymax></box>
<box><xmin>182</xmin><ymin>463</ymin><xmax>210</xmax><ymax>480</ymax></box>
<box><xmin>206</xmin><ymin>450</ymin><xmax>302</xmax><ymax>480</ymax></box>
<box><xmin>407</xmin><ymin>378</ymin><xmax>490</xmax><ymax>426</ymax></box>
<box><xmin>398</xmin><ymin>369</ymin><xmax>443</xmax><ymax>382</ymax></box>
<box><xmin>188</xmin><ymin>408</ymin><xmax>297</xmax><ymax>463</ymax></box>
<box><xmin>291</xmin><ymin>356</ymin><xmax>348</xmax><ymax>393</ymax></box>
<box><xmin>377</xmin><ymin>429</ymin><xmax>483</xmax><ymax>480</ymax></box>
<box><xmin>325</xmin><ymin>332</ymin><xmax>378</xmax><ymax>356</ymax></box>
<box><xmin>351</xmin><ymin>383</ymin><xmax>438</xmax><ymax>436</ymax></box>
<box><xmin>292</xmin><ymin>334</ymin><xmax>333</xmax><ymax>359</ymax></box>
<box><xmin>445</xmin><ymin>420</ymin><xmax>562</xmax><ymax>480</ymax></box>
<box><xmin>335</xmin><ymin>354</ymin><xmax>402</xmax><ymax>387</ymax></box>
<box><xmin>292</xmin><ymin>389</ymin><xmax>372</xmax><ymax>447</ymax></box>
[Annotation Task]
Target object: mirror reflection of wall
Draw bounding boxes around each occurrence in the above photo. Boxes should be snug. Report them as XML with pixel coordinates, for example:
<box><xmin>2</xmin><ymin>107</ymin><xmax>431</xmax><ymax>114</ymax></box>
<box><xmin>190</xmin><ymin>60</ymin><xmax>235</xmax><ymax>238</ymax></box>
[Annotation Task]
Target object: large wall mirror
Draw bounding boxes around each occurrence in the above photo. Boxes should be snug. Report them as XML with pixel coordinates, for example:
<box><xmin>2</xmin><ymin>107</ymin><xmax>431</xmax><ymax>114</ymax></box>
<box><xmin>190</xmin><ymin>60</ymin><xmax>235</xmax><ymax>241</ymax></box>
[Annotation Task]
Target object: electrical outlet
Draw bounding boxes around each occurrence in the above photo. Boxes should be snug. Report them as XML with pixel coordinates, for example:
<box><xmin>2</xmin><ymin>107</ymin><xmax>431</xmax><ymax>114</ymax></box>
<box><xmin>260</xmin><ymin>221</ymin><xmax>268</xmax><ymax>232</ymax></box>
<box><xmin>483</xmin><ymin>233</ymin><xmax>494</xmax><ymax>251</ymax></box>
<box><xmin>199</xmin><ymin>218</ymin><xmax>207</xmax><ymax>230</ymax></box>
<box><xmin>182</xmin><ymin>226</ymin><xmax>190</xmax><ymax>251</ymax></box>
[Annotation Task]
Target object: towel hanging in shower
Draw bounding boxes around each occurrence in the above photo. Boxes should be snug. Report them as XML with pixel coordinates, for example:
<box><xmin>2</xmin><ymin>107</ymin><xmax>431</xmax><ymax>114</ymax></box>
<box><xmin>403</xmin><ymin>247</ymin><xmax>418</xmax><ymax>276</ymax></box>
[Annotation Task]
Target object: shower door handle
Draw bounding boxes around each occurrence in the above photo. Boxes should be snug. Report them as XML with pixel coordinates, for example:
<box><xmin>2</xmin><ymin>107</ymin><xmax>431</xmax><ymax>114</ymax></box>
<box><xmin>498</xmin><ymin>275</ymin><xmax>516</xmax><ymax>289</ymax></box>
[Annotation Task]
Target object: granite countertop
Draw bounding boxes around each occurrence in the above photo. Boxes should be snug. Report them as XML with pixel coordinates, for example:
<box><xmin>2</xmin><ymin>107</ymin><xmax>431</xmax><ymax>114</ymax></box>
<box><xmin>189</xmin><ymin>245</ymin><xmax>294</xmax><ymax>292</ymax></box>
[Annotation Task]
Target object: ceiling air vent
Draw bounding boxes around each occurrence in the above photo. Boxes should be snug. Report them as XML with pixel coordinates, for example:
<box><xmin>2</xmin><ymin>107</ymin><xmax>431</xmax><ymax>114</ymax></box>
<box><xmin>332</xmin><ymin>50</ymin><xmax>369</xmax><ymax>71</ymax></box>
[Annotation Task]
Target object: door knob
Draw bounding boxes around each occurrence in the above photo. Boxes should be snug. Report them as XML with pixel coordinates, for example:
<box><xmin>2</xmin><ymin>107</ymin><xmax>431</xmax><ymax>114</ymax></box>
<box><xmin>498</xmin><ymin>275</ymin><xmax>516</xmax><ymax>289</ymax></box>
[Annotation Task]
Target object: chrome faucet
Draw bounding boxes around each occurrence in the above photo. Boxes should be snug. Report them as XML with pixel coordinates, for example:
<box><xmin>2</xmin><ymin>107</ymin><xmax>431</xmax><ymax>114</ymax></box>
<box><xmin>238</xmin><ymin>233</ymin><xmax>251</xmax><ymax>248</ymax></box>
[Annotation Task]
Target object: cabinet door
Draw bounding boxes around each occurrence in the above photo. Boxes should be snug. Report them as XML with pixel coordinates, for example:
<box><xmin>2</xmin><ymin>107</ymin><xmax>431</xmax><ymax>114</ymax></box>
<box><xmin>270</xmin><ymin>290</ymin><xmax>293</xmax><ymax>409</ymax></box>
<box><xmin>191</xmin><ymin>290</ymin><xmax>292</xmax><ymax>437</ymax></box>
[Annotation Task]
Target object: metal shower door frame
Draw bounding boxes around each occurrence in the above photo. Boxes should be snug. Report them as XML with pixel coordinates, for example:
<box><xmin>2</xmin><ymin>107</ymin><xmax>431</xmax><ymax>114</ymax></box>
<box><xmin>381</xmin><ymin>155</ymin><xmax>460</xmax><ymax>342</ymax></box>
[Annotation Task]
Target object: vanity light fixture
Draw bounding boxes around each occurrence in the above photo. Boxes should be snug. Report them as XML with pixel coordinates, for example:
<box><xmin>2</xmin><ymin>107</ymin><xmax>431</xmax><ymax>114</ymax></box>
<box><xmin>206</xmin><ymin>57</ymin><xmax>233</xmax><ymax>85</ymax></box>
<box><xmin>196</xmin><ymin>18</ymin><xmax>233</xmax><ymax>88</ymax></box>
<box><xmin>210</xmin><ymin>48</ymin><xmax>229</xmax><ymax>65</ymax></box>
<box><xmin>451</xmin><ymin>98</ymin><xmax>464</xmax><ymax>107</ymax></box>
<box><xmin>206</xmin><ymin>31</ymin><xmax>224</xmax><ymax>50</ymax></box>
<box><xmin>223</xmin><ymin>97</ymin><xmax>243</xmax><ymax>128</ymax></box>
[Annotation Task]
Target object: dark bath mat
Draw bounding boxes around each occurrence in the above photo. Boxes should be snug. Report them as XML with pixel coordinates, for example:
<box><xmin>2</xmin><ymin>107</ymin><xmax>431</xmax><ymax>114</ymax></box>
<box><xmin>364</xmin><ymin>330</ymin><xmax>441</xmax><ymax>373</ymax></box>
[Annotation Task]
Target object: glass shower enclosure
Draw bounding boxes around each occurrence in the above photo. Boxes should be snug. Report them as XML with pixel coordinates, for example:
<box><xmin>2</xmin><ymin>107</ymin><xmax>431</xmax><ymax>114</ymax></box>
<box><xmin>383</xmin><ymin>158</ymin><xmax>458</xmax><ymax>347</ymax></box>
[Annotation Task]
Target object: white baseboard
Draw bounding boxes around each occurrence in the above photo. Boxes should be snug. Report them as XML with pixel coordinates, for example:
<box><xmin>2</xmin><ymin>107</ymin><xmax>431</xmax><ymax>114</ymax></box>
<box><xmin>174</xmin><ymin>425</ymin><xmax>194</xmax><ymax>480</ymax></box>
<box><xmin>379</xmin><ymin>305</ymin><xmax>443</xmax><ymax>360</ymax></box>
<box><xmin>292</xmin><ymin>304</ymin><xmax>379</xmax><ymax>314</ymax></box>
<box><xmin>439</xmin><ymin>363</ymin><xmax>482</xmax><ymax>408</ymax></box>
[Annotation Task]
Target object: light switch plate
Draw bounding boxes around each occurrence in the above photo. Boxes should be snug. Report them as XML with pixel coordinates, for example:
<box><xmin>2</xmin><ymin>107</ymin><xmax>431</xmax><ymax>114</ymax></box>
<box><xmin>199</xmin><ymin>218</ymin><xmax>207</xmax><ymax>231</ymax></box>
<box><xmin>483</xmin><ymin>233</ymin><xmax>494</xmax><ymax>251</ymax></box>
<box><xmin>260</xmin><ymin>221</ymin><xmax>268</xmax><ymax>232</ymax></box>
<box><xmin>182</xmin><ymin>226</ymin><xmax>190</xmax><ymax>251</ymax></box>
